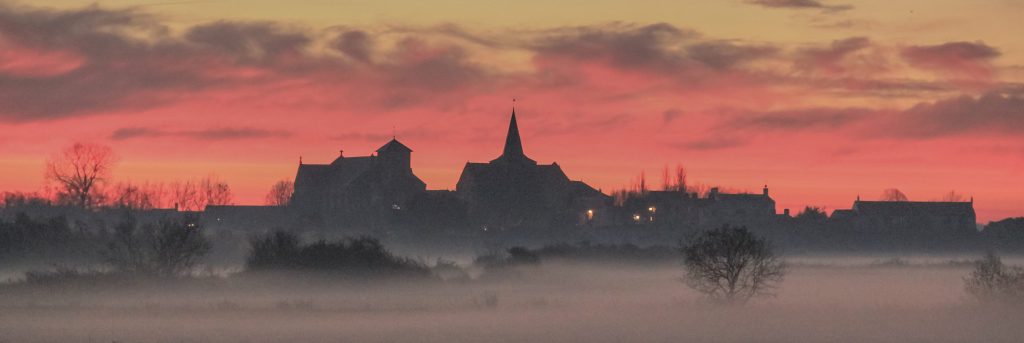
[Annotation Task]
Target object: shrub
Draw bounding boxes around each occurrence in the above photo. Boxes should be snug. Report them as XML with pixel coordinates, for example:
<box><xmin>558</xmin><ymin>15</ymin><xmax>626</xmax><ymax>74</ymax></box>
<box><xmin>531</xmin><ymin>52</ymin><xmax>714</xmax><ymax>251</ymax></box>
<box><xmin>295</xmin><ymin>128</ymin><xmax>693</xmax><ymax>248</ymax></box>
<box><xmin>245</xmin><ymin>231</ymin><xmax>430</xmax><ymax>278</ymax></box>
<box><xmin>964</xmin><ymin>252</ymin><xmax>1024</xmax><ymax>305</ymax></box>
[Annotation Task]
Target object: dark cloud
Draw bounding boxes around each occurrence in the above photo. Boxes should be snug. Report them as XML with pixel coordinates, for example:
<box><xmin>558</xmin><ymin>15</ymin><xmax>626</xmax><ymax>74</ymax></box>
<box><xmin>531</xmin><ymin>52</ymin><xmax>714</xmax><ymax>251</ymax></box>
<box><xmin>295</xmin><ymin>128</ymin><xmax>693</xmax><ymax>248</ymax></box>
<box><xmin>678</xmin><ymin>136</ymin><xmax>749</xmax><ymax>150</ymax></box>
<box><xmin>724</xmin><ymin>107</ymin><xmax>872</xmax><ymax>131</ymax></box>
<box><xmin>531</xmin><ymin>23</ymin><xmax>701</xmax><ymax>73</ymax></box>
<box><xmin>889</xmin><ymin>90</ymin><xmax>1023</xmax><ymax>138</ymax></box>
<box><xmin>663</xmin><ymin>108</ymin><xmax>684</xmax><ymax>124</ymax></box>
<box><xmin>711</xmin><ymin>90</ymin><xmax>1023</xmax><ymax>139</ymax></box>
<box><xmin>746</xmin><ymin>0</ymin><xmax>853</xmax><ymax>12</ymax></box>
<box><xmin>793</xmin><ymin>36</ymin><xmax>873</xmax><ymax>74</ymax></box>
<box><xmin>330</xmin><ymin>30</ymin><xmax>373</xmax><ymax>63</ymax></box>
<box><xmin>111</xmin><ymin>126</ymin><xmax>292</xmax><ymax>140</ymax></box>
<box><xmin>686</xmin><ymin>41</ymin><xmax>778</xmax><ymax>70</ymax></box>
<box><xmin>902</xmin><ymin>41</ymin><xmax>1000</xmax><ymax>77</ymax></box>
<box><xmin>184</xmin><ymin>21</ymin><xmax>312</xmax><ymax>64</ymax></box>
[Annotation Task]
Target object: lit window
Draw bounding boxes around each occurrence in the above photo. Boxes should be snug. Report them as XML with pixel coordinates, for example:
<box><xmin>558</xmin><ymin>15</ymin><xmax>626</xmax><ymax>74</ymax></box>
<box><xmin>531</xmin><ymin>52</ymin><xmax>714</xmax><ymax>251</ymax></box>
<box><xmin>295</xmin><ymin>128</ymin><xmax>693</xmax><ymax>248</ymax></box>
<box><xmin>648</xmin><ymin>206</ymin><xmax>656</xmax><ymax>213</ymax></box>
<box><xmin>633</xmin><ymin>214</ymin><xmax>642</xmax><ymax>223</ymax></box>
<box><xmin>586</xmin><ymin>209</ymin><xmax>595</xmax><ymax>221</ymax></box>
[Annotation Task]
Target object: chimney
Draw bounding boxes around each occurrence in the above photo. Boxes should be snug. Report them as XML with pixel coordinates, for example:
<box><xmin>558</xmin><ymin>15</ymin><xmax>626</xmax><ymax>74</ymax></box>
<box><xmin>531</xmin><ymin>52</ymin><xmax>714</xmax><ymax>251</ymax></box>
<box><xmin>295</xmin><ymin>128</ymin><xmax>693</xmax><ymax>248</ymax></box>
<box><xmin>763</xmin><ymin>185</ymin><xmax>769</xmax><ymax>197</ymax></box>
<box><xmin>783</xmin><ymin>208</ymin><xmax>790</xmax><ymax>217</ymax></box>
<box><xmin>338</xmin><ymin>149</ymin><xmax>344</xmax><ymax>158</ymax></box>
<box><xmin>709</xmin><ymin>187</ymin><xmax>719</xmax><ymax>200</ymax></box>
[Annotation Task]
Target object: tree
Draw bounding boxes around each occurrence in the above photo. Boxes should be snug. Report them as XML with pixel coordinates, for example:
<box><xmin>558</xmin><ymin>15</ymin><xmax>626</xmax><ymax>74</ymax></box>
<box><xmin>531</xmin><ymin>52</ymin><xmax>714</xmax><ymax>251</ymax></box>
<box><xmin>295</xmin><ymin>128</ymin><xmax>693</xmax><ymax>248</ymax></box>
<box><xmin>880</xmin><ymin>188</ymin><xmax>908</xmax><ymax>202</ymax></box>
<box><xmin>104</xmin><ymin>216</ymin><xmax>211</xmax><ymax>277</ymax></box>
<box><xmin>964</xmin><ymin>252</ymin><xmax>1024</xmax><ymax>305</ymax></box>
<box><xmin>149</xmin><ymin>218</ymin><xmax>211</xmax><ymax>277</ymax></box>
<box><xmin>200</xmin><ymin>176</ymin><xmax>232</xmax><ymax>207</ymax></box>
<box><xmin>795</xmin><ymin>206</ymin><xmax>828</xmax><ymax>222</ymax></box>
<box><xmin>941</xmin><ymin>190</ymin><xmax>966</xmax><ymax>202</ymax></box>
<box><xmin>45</xmin><ymin>143</ymin><xmax>116</xmax><ymax>209</ymax></box>
<box><xmin>111</xmin><ymin>181</ymin><xmax>167</xmax><ymax>210</ymax></box>
<box><xmin>680</xmin><ymin>225</ymin><xmax>785</xmax><ymax>304</ymax></box>
<box><xmin>265</xmin><ymin>180</ymin><xmax>294</xmax><ymax>206</ymax></box>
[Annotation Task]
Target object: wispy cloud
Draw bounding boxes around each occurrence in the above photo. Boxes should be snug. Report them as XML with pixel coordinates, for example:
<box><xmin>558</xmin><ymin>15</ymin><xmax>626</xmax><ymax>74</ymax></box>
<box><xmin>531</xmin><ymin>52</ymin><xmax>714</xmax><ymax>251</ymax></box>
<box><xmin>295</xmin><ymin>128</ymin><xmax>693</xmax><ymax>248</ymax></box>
<box><xmin>111</xmin><ymin>127</ymin><xmax>292</xmax><ymax>140</ymax></box>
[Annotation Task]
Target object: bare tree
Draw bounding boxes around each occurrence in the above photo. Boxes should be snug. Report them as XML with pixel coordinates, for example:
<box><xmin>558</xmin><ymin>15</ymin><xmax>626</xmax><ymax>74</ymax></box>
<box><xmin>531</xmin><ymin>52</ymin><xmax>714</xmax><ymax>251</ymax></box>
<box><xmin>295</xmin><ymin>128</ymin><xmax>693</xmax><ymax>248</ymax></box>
<box><xmin>111</xmin><ymin>181</ymin><xmax>167</xmax><ymax>210</ymax></box>
<box><xmin>964</xmin><ymin>252</ymin><xmax>1024</xmax><ymax>305</ymax></box>
<box><xmin>941</xmin><ymin>190</ymin><xmax>966</xmax><ymax>202</ymax></box>
<box><xmin>681</xmin><ymin>225</ymin><xmax>785</xmax><ymax>304</ymax></box>
<box><xmin>880</xmin><ymin>188</ymin><xmax>908</xmax><ymax>202</ymax></box>
<box><xmin>200</xmin><ymin>176</ymin><xmax>232</xmax><ymax>208</ymax></box>
<box><xmin>170</xmin><ymin>180</ymin><xmax>200</xmax><ymax>211</ymax></box>
<box><xmin>674</xmin><ymin>165</ymin><xmax>687</xmax><ymax>192</ymax></box>
<box><xmin>45</xmin><ymin>143</ymin><xmax>116</xmax><ymax>209</ymax></box>
<box><xmin>265</xmin><ymin>180</ymin><xmax>294</xmax><ymax>206</ymax></box>
<box><xmin>661</xmin><ymin>165</ymin><xmax>671</xmax><ymax>191</ymax></box>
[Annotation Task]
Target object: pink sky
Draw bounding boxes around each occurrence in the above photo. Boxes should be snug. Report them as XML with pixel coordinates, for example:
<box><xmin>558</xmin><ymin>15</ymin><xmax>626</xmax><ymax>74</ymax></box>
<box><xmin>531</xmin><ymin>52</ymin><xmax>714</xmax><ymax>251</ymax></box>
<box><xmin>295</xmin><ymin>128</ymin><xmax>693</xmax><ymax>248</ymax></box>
<box><xmin>0</xmin><ymin>1</ymin><xmax>1022</xmax><ymax>222</ymax></box>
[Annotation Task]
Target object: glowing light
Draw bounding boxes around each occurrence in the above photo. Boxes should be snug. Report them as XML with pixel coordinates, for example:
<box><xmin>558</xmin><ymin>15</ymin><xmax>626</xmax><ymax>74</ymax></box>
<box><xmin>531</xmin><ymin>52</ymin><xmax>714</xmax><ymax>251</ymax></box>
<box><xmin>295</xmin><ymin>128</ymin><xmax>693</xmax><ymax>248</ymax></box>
<box><xmin>586</xmin><ymin>209</ymin><xmax>594</xmax><ymax>221</ymax></box>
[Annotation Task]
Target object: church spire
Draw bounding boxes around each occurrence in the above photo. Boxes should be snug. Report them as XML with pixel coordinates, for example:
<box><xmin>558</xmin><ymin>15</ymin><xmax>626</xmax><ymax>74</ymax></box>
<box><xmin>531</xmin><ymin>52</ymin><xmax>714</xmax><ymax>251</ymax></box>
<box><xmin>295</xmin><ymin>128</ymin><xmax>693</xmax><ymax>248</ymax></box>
<box><xmin>492</xmin><ymin>106</ymin><xmax>536</xmax><ymax>165</ymax></box>
<box><xmin>503</xmin><ymin>109</ymin><xmax>525</xmax><ymax>157</ymax></box>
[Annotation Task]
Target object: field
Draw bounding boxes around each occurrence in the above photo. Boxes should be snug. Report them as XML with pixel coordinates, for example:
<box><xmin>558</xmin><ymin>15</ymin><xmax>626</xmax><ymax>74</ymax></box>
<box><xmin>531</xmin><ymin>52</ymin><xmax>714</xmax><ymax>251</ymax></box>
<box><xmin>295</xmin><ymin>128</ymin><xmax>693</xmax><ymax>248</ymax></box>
<box><xmin>1</xmin><ymin>257</ymin><xmax>1022</xmax><ymax>342</ymax></box>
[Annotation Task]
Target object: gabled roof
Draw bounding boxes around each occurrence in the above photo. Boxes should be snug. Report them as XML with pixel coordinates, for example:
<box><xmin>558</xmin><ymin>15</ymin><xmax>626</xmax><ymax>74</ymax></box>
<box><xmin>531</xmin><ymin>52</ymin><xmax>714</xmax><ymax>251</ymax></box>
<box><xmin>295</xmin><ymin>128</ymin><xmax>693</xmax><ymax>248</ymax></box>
<box><xmin>853</xmin><ymin>201</ymin><xmax>975</xmax><ymax>217</ymax></box>
<box><xmin>377</xmin><ymin>138</ymin><xmax>412</xmax><ymax>153</ymax></box>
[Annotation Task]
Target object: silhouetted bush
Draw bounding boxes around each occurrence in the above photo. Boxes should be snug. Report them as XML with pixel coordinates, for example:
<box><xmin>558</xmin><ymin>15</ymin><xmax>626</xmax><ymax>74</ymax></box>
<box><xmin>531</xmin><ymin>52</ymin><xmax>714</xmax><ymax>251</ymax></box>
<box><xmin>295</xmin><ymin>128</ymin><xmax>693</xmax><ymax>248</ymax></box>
<box><xmin>681</xmin><ymin>225</ymin><xmax>785</xmax><ymax>305</ymax></box>
<box><xmin>103</xmin><ymin>215</ymin><xmax>211</xmax><ymax>277</ymax></box>
<box><xmin>245</xmin><ymin>231</ymin><xmax>430</xmax><ymax>278</ymax></box>
<box><xmin>473</xmin><ymin>246</ymin><xmax>541</xmax><ymax>280</ymax></box>
<box><xmin>964</xmin><ymin>252</ymin><xmax>1024</xmax><ymax>305</ymax></box>
<box><xmin>0</xmin><ymin>212</ymin><xmax>106</xmax><ymax>264</ymax></box>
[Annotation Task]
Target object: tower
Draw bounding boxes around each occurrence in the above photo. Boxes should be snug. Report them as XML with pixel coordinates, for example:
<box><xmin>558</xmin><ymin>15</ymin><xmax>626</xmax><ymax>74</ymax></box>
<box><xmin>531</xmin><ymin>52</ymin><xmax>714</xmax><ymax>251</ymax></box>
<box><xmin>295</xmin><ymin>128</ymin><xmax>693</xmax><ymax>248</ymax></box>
<box><xmin>377</xmin><ymin>138</ymin><xmax>412</xmax><ymax>171</ymax></box>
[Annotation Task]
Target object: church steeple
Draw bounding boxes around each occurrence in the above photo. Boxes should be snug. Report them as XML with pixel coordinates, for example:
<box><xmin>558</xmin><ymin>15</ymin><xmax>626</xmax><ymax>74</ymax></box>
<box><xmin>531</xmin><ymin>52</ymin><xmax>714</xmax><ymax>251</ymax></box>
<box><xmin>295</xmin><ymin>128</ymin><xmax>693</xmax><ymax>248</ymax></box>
<box><xmin>492</xmin><ymin>107</ymin><xmax>536</xmax><ymax>165</ymax></box>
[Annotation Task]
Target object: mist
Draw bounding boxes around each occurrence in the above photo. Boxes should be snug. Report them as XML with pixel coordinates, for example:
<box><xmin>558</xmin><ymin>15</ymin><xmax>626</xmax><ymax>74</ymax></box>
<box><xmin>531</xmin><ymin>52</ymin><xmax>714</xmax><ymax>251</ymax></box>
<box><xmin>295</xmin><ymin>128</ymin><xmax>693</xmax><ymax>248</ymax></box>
<box><xmin>2</xmin><ymin>254</ymin><xmax>1022</xmax><ymax>342</ymax></box>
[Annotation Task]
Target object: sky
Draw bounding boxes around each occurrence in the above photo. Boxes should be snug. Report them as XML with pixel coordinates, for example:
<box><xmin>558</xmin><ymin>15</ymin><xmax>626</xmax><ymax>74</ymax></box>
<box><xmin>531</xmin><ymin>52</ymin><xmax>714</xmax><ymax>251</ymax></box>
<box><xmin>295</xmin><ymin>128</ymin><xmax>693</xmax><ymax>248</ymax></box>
<box><xmin>0</xmin><ymin>0</ymin><xmax>1021</xmax><ymax>221</ymax></box>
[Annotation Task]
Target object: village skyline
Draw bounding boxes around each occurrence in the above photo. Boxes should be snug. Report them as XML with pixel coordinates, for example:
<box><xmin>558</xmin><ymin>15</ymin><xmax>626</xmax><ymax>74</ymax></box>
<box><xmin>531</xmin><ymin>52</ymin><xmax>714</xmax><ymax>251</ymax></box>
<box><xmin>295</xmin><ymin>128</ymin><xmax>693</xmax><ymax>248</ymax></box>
<box><xmin>0</xmin><ymin>1</ymin><xmax>1021</xmax><ymax>223</ymax></box>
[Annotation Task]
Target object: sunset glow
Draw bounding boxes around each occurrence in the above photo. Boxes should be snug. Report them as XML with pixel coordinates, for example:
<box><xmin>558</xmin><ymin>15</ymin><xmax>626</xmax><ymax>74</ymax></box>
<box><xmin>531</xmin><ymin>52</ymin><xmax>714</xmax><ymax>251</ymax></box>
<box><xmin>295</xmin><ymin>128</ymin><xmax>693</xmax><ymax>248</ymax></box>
<box><xmin>1</xmin><ymin>0</ymin><xmax>1021</xmax><ymax>222</ymax></box>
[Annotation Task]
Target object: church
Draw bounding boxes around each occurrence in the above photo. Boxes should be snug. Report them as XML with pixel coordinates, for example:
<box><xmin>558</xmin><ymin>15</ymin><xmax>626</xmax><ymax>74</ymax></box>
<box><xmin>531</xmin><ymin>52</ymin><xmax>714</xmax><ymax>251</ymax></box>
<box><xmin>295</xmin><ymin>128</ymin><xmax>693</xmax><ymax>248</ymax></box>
<box><xmin>290</xmin><ymin>138</ymin><xmax>427</xmax><ymax>226</ymax></box>
<box><xmin>455</xmin><ymin>110</ymin><xmax>611</xmax><ymax>229</ymax></box>
<box><xmin>288</xmin><ymin>108</ymin><xmax>610</xmax><ymax>230</ymax></box>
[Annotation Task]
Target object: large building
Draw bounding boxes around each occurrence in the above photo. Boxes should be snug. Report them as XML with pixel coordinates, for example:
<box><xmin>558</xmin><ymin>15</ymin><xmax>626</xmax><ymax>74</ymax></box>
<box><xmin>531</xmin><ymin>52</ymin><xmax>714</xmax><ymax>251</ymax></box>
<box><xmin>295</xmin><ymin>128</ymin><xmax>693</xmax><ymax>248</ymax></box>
<box><xmin>455</xmin><ymin>110</ymin><xmax>611</xmax><ymax>229</ymax></box>
<box><xmin>291</xmin><ymin>138</ymin><xmax>427</xmax><ymax>226</ymax></box>
<box><xmin>831</xmin><ymin>198</ymin><xmax>977</xmax><ymax>235</ymax></box>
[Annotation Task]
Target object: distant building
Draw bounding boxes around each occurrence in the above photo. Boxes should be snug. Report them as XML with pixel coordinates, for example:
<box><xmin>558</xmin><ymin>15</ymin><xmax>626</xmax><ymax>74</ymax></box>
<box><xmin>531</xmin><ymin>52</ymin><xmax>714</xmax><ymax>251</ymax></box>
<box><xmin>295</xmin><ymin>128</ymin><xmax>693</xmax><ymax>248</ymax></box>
<box><xmin>832</xmin><ymin>198</ymin><xmax>977</xmax><ymax>235</ymax></box>
<box><xmin>699</xmin><ymin>186</ymin><xmax>778</xmax><ymax>227</ymax></box>
<box><xmin>291</xmin><ymin>139</ymin><xmax>427</xmax><ymax>226</ymax></box>
<box><xmin>455</xmin><ymin>110</ymin><xmax>611</xmax><ymax>229</ymax></box>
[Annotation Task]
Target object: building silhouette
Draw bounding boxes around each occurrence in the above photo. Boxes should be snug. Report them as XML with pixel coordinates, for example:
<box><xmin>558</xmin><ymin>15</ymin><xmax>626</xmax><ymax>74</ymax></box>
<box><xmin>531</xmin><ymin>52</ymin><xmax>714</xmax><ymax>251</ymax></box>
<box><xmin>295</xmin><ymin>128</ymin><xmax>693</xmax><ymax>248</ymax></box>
<box><xmin>291</xmin><ymin>138</ymin><xmax>426</xmax><ymax>226</ymax></box>
<box><xmin>455</xmin><ymin>109</ymin><xmax>611</xmax><ymax>229</ymax></box>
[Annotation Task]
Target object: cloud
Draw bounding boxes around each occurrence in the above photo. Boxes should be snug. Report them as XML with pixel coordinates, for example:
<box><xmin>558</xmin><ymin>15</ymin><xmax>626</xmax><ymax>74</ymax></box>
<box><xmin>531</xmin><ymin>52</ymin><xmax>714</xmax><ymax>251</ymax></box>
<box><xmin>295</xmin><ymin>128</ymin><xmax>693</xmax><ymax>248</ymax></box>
<box><xmin>723</xmin><ymin>107</ymin><xmax>872</xmax><ymax>131</ymax></box>
<box><xmin>686</xmin><ymin>41</ymin><xmax>778</xmax><ymax>70</ymax></box>
<box><xmin>793</xmin><ymin>37</ymin><xmax>874</xmax><ymax>75</ymax></box>
<box><xmin>111</xmin><ymin>127</ymin><xmax>292</xmax><ymax>140</ymax></box>
<box><xmin>330</xmin><ymin>30</ymin><xmax>373</xmax><ymax>63</ymax></box>
<box><xmin>889</xmin><ymin>90</ymin><xmax>1024</xmax><ymax>138</ymax></box>
<box><xmin>902</xmin><ymin>41</ymin><xmax>1000</xmax><ymax>79</ymax></box>
<box><xmin>746</xmin><ymin>0</ymin><xmax>853</xmax><ymax>12</ymax></box>
<box><xmin>662</xmin><ymin>108</ymin><xmax>684</xmax><ymax>124</ymax></box>
<box><xmin>710</xmin><ymin>90</ymin><xmax>1023</xmax><ymax>139</ymax></box>
<box><xmin>678</xmin><ymin>136</ymin><xmax>749</xmax><ymax>150</ymax></box>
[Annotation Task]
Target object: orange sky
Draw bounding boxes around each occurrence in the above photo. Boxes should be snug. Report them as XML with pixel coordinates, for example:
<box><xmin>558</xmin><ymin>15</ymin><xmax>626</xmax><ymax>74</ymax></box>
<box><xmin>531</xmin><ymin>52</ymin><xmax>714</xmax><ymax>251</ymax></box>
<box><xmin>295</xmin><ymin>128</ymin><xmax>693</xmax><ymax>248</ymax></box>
<box><xmin>0</xmin><ymin>0</ymin><xmax>1022</xmax><ymax>222</ymax></box>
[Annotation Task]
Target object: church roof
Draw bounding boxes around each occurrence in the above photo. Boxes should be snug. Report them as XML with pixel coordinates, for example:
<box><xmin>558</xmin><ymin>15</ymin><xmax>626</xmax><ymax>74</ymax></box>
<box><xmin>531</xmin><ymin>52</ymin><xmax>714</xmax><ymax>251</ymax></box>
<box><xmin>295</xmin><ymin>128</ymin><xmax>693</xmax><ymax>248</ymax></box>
<box><xmin>377</xmin><ymin>138</ymin><xmax>412</xmax><ymax>153</ymax></box>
